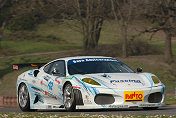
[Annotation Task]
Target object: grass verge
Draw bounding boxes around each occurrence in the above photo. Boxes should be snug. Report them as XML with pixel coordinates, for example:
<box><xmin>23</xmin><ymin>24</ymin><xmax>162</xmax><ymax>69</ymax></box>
<box><xmin>0</xmin><ymin>113</ymin><xmax>175</xmax><ymax>118</ymax></box>
<box><xmin>166</xmin><ymin>95</ymin><xmax>176</xmax><ymax>105</ymax></box>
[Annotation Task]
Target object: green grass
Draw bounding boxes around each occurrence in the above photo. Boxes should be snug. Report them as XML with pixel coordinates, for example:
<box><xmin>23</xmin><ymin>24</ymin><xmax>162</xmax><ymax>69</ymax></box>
<box><xmin>36</xmin><ymin>20</ymin><xmax>83</xmax><ymax>45</ymax></box>
<box><xmin>2</xmin><ymin>40</ymin><xmax>81</xmax><ymax>55</ymax></box>
<box><xmin>166</xmin><ymin>95</ymin><xmax>176</xmax><ymax>105</ymax></box>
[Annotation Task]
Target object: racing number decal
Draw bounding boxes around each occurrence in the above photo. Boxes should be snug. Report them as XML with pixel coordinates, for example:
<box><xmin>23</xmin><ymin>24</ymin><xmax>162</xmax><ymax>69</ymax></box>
<box><xmin>124</xmin><ymin>91</ymin><xmax>143</xmax><ymax>102</ymax></box>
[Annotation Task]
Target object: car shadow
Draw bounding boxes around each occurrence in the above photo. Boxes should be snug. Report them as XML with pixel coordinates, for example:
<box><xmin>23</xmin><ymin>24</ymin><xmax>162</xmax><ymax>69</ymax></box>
<box><xmin>37</xmin><ymin>107</ymin><xmax>172</xmax><ymax>113</ymax></box>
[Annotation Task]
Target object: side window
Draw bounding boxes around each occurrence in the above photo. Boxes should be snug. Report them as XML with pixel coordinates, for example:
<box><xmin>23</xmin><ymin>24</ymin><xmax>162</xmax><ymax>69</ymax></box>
<box><xmin>43</xmin><ymin>63</ymin><xmax>53</xmax><ymax>74</ymax></box>
<box><xmin>49</xmin><ymin>60</ymin><xmax>66</xmax><ymax>77</ymax></box>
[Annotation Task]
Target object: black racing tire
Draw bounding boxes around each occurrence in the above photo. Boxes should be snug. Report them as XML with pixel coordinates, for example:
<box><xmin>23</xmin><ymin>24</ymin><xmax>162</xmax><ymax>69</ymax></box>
<box><xmin>143</xmin><ymin>107</ymin><xmax>158</xmax><ymax>110</ymax></box>
<box><xmin>18</xmin><ymin>83</ymin><xmax>31</xmax><ymax>112</ymax></box>
<box><xmin>63</xmin><ymin>83</ymin><xmax>76</xmax><ymax>111</ymax></box>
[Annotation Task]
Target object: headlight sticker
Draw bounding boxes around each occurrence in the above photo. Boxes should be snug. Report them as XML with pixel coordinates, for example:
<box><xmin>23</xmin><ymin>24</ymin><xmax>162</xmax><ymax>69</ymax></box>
<box><xmin>152</xmin><ymin>76</ymin><xmax>160</xmax><ymax>84</ymax></box>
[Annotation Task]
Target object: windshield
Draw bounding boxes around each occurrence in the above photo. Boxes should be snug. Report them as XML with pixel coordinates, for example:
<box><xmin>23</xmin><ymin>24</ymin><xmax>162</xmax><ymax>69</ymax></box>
<box><xmin>68</xmin><ymin>58</ymin><xmax>134</xmax><ymax>75</ymax></box>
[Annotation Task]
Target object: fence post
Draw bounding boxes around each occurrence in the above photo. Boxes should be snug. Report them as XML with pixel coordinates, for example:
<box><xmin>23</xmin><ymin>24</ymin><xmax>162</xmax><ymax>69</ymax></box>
<box><xmin>0</xmin><ymin>96</ymin><xmax>3</xmax><ymax>107</ymax></box>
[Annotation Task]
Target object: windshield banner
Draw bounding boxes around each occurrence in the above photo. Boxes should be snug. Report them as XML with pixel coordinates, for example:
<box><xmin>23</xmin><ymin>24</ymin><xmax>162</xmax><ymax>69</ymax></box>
<box><xmin>68</xmin><ymin>58</ymin><xmax>119</xmax><ymax>65</ymax></box>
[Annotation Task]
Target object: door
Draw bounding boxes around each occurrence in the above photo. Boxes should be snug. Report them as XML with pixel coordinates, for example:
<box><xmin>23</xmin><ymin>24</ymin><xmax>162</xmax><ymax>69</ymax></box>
<box><xmin>39</xmin><ymin>60</ymin><xmax>66</xmax><ymax>105</ymax></box>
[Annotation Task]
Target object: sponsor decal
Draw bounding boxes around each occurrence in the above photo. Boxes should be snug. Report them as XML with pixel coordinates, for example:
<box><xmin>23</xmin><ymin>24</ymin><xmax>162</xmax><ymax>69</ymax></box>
<box><xmin>54</xmin><ymin>96</ymin><xmax>57</xmax><ymax>100</ymax></box>
<box><xmin>13</xmin><ymin>65</ymin><xmax>18</xmax><ymax>70</ymax></box>
<box><xmin>124</xmin><ymin>91</ymin><xmax>143</xmax><ymax>102</ymax></box>
<box><xmin>55</xmin><ymin>78</ymin><xmax>60</xmax><ymax>84</ymax></box>
<box><xmin>139</xmin><ymin>104</ymin><xmax>156</xmax><ymax>107</ymax></box>
<box><xmin>48</xmin><ymin>105</ymin><xmax>52</xmax><ymax>109</ymax></box>
<box><xmin>65</xmin><ymin>77</ymin><xmax>73</xmax><ymax>80</ymax></box>
<box><xmin>109</xmin><ymin>105</ymin><xmax>128</xmax><ymax>108</ymax></box>
<box><xmin>28</xmin><ymin>72</ymin><xmax>33</xmax><ymax>76</ymax></box>
<box><xmin>73</xmin><ymin>86</ymin><xmax>81</xmax><ymax>89</ymax></box>
<box><xmin>85</xmin><ymin>95</ymin><xmax>88</xmax><ymax>99</ymax></box>
<box><xmin>52</xmin><ymin>105</ymin><xmax>60</xmax><ymax>109</ymax></box>
<box><xmin>84</xmin><ymin>99</ymin><xmax>92</xmax><ymax>104</ymax></box>
<box><xmin>32</xmin><ymin>80</ymin><xmax>36</xmax><ymax>84</ymax></box>
<box><xmin>40</xmin><ymin>80</ymin><xmax>48</xmax><ymax>87</ymax></box>
<box><xmin>31</xmin><ymin>86</ymin><xmax>41</xmax><ymax>91</ymax></box>
<box><xmin>48</xmin><ymin>81</ymin><xmax>54</xmax><ymax>90</ymax></box>
<box><xmin>111</xmin><ymin>80</ymin><xmax>141</xmax><ymax>84</ymax></box>
<box><xmin>47</xmin><ymin>91</ymin><xmax>57</xmax><ymax>99</ymax></box>
<box><xmin>68</xmin><ymin>58</ymin><xmax>118</xmax><ymax>65</ymax></box>
<box><xmin>40</xmin><ymin>80</ymin><xmax>43</xmax><ymax>85</ymax></box>
<box><xmin>43</xmin><ymin>75</ymin><xmax>51</xmax><ymax>82</ymax></box>
<box><xmin>84</xmin><ymin>94</ymin><xmax>92</xmax><ymax>104</ymax></box>
<box><xmin>31</xmin><ymin>86</ymin><xmax>58</xmax><ymax>100</ymax></box>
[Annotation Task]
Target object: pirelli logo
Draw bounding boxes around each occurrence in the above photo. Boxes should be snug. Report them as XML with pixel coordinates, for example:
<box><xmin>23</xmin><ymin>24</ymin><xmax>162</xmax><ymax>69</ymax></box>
<box><xmin>124</xmin><ymin>91</ymin><xmax>143</xmax><ymax>102</ymax></box>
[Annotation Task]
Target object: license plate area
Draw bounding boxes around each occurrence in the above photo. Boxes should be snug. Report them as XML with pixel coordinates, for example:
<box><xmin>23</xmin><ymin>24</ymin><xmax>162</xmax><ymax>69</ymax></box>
<box><xmin>124</xmin><ymin>91</ymin><xmax>143</xmax><ymax>102</ymax></box>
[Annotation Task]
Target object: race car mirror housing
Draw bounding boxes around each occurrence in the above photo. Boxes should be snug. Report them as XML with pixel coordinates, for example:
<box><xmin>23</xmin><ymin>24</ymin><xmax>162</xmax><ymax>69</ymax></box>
<box><xmin>137</xmin><ymin>67</ymin><xmax>142</xmax><ymax>73</ymax></box>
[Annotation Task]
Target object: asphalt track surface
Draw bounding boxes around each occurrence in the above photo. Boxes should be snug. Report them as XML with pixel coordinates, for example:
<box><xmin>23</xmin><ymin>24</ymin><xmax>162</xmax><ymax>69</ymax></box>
<box><xmin>0</xmin><ymin>106</ymin><xmax>176</xmax><ymax>115</ymax></box>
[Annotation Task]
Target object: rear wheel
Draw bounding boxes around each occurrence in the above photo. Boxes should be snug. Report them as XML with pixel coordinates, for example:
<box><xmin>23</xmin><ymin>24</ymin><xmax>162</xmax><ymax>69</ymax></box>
<box><xmin>143</xmin><ymin>107</ymin><xmax>158</xmax><ymax>110</ymax></box>
<box><xmin>63</xmin><ymin>83</ymin><xmax>76</xmax><ymax>111</ymax></box>
<box><xmin>18</xmin><ymin>83</ymin><xmax>30</xmax><ymax>112</ymax></box>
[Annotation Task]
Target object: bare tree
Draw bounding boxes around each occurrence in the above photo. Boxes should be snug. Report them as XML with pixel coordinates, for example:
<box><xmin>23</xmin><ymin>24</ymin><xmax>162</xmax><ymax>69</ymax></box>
<box><xmin>0</xmin><ymin>0</ymin><xmax>61</xmax><ymax>49</ymax></box>
<box><xmin>144</xmin><ymin>0</ymin><xmax>176</xmax><ymax>62</ymax></box>
<box><xmin>0</xmin><ymin>0</ymin><xmax>8</xmax><ymax>49</ymax></box>
<box><xmin>110</xmin><ymin>0</ymin><xmax>140</xmax><ymax>57</ymax></box>
<box><xmin>63</xmin><ymin>0</ymin><xmax>105</xmax><ymax>49</ymax></box>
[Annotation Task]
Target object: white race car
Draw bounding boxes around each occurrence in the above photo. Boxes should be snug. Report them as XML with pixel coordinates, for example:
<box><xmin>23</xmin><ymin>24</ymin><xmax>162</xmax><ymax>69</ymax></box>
<box><xmin>14</xmin><ymin>56</ymin><xmax>165</xmax><ymax>111</ymax></box>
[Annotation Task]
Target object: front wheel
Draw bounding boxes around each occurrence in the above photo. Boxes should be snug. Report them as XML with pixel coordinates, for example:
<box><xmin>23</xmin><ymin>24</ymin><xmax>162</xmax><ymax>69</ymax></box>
<box><xmin>143</xmin><ymin>107</ymin><xmax>158</xmax><ymax>110</ymax></box>
<box><xmin>18</xmin><ymin>83</ymin><xmax>30</xmax><ymax>112</ymax></box>
<box><xmin>63</xmin><ymin>83</ymin><xmax>76</xmax><ymax>111</ymax></box>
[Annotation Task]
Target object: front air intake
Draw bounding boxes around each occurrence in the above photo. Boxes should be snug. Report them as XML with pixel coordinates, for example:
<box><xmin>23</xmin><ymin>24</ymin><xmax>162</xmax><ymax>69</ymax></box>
<box><xmin>148</xmin><ymin>92</ymin><xmax>162</xmax><ymax>103</ymax></box>
<box><xmin>94</xmin><ymin>94</ymin><xmax>115</xmax><ymax>105</ymax></box>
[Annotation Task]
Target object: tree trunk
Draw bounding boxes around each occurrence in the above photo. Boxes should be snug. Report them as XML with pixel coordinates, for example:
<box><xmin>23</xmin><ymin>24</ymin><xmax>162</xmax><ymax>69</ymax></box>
<box><xmin>83</xmin><ymin>19</ymin><xmax>103</xmax><ymax>50</ymax></box>
<box><xmin>83</xmin><ymin>34</ymin><xmax>98</xmax><ymax>49</ymax></box>
<box><xmin>0</xmin><ymin>22</ymin><xmax>6</xmax><ymax>50</ymax></box>
<box><xmin>164</xmin><ymin>30</ymin><xmax>172</xmax><ymax>63</ymax></box>
<box><xmin>121</xmin><ymin>25</ymin><xmax>128</xmax><ymax>58</ymax></box>
<box><xmin>0</xmin><ymin>28</ymin><xmax>2</xmax><ymax>49</ymax></box>
<box><xmin>95</xmin><ymin>19</ymin><xmax>103</xmax><ymax>47</ymax></box>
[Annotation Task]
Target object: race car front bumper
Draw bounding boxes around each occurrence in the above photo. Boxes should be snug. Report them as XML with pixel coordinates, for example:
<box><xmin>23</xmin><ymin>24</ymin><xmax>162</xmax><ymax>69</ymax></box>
<box><xmin>76</xmin><ymin>85</ymin><xmax>165</xmax><ymax>109</ymax></box>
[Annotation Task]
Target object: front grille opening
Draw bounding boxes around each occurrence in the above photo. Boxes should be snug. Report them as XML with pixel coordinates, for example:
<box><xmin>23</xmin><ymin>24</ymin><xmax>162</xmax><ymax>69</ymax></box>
<box><xmin>94</xmin><ymin>94</ymin><xmax>115</xmax><ymax>105</ymax></box>
<box><xmin>148</xmin><ymin>92</ymin><xmax>162</xmax><ymax>103</ymax></box>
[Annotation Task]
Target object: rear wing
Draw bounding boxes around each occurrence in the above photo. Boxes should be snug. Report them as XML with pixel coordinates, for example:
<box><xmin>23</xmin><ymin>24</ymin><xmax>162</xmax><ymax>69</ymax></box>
<box><xmin>13</xmin><ymin>63</ymin><xmax>46</xmax><ymax>70</ymax></box>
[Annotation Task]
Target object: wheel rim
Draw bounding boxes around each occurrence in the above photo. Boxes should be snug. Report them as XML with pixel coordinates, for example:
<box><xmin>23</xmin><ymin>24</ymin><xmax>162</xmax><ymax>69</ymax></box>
<box><xmin>63</xmin><ymin>84</ymin><xmax>73</xmax><ymax>109</ymax></box>
<box><xmin>19</xmin><ymin>85</ymin><xmax>28</xmax><ymax>108</ymax></box>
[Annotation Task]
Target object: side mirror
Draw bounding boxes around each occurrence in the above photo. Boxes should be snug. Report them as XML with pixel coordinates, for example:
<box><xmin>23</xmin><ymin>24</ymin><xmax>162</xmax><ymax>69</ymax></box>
<box><xmin>137</xmin><ymin>68</ymin><xmax>142</xmax><ymax>73</ymax></box>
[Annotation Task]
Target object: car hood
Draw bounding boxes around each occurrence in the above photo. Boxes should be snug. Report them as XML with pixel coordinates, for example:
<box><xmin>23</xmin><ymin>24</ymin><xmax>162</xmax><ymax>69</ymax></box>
<box><xmin>80</xmin><ymin>73</ymin><xmax>155</xmax><ymax>89</ymax></box>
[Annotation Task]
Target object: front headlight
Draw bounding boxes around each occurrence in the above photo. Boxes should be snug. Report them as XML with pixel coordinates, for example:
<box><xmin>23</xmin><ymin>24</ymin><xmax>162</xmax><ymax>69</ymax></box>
<box><xmin>82</xmin><ymin>78</ymin><xmax>101</xmax><ymax>85</ymax></box>
<box><xmin>152</xmin><ymin>76</ymin><xmax>160</xmax><ymax>84</ymax></box>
